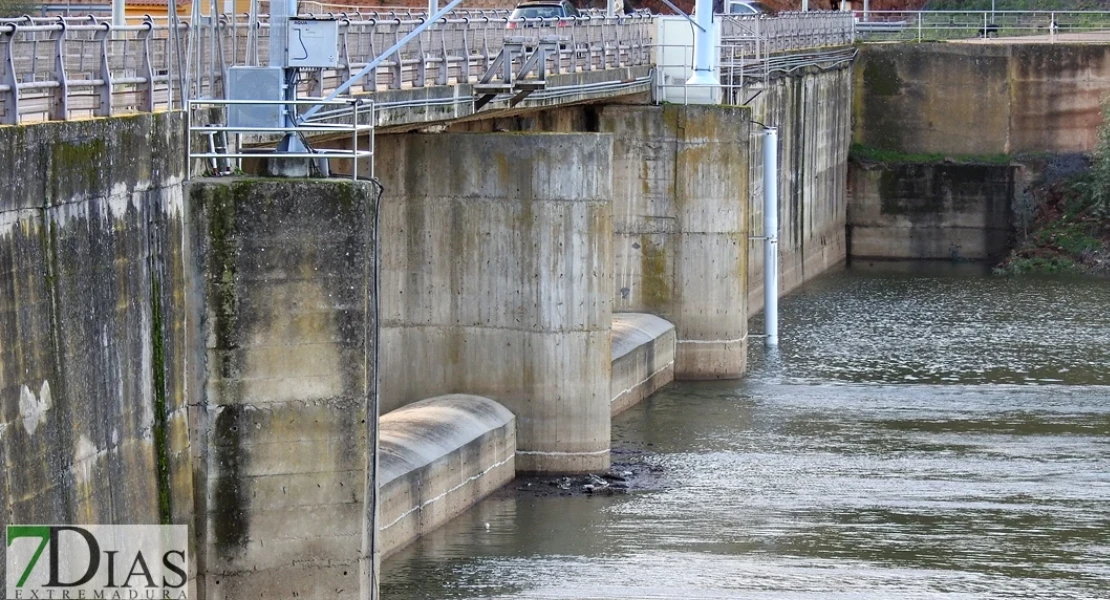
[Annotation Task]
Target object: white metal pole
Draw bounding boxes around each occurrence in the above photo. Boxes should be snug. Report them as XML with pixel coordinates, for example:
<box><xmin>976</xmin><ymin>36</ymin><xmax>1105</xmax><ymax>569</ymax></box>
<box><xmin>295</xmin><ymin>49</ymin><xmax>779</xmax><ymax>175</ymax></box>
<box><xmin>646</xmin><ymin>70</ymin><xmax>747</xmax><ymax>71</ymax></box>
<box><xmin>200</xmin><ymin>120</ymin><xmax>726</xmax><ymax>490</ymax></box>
<box><xmin>686</xmin><ymin>0</ymin><xmax>718</xmax><ymax>86</ymax></box>
<box><xmin>606</xmin><ymin>0</ymin><xmax>614</xmax><ymax>17</ymax></box>
<box><xmin>429</xmin><ymin>0</ymin><xmax>439</xmax><ymax>15</ymax></box>
<box><xmin>802</xmin><ymin>0</ymin><xmax>808</xmax><ymax>11</ymax></box>
<box><xmin>763</xmin><ymin>127</ymin><xmax>779</xmax><ymax>347</ymax></box>
<box><xmin>863</xmin><ymin>0</ymin><xmax>869</xmax><ymax>21</ymax></box>
<box><xmin>112</xmin><ymin>0</ymin><xmax>125</xmax><ymax>26</ymax></box>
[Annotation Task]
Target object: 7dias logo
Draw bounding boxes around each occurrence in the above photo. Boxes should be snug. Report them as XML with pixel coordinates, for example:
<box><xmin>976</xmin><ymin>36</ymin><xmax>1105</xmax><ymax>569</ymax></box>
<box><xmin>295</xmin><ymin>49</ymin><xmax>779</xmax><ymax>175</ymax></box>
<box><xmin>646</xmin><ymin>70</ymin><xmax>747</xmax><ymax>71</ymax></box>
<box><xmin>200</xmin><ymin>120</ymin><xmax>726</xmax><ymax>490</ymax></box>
<box><xmin>6</xmin><ymin>525</ymin><xmax>188</xmax><ymax>600</ymax></box>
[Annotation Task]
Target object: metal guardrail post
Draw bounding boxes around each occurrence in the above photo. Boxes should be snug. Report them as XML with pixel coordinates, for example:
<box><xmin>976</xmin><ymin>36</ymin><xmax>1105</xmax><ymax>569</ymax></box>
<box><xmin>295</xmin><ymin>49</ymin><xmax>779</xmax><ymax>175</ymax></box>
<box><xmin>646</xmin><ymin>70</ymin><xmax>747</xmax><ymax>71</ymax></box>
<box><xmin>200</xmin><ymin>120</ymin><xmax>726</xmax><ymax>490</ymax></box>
<box><xmin>414</xmin><ymin>17</ymin><xmax>426</xmax><ymax>87</ymax></box>
<box><xmin>52</xmin><ymin>22</ymin><xmax>69</xmax><ymax>121</ymax></box>
<box><xmin>140</xmin><ymin>20</ymin><xmax>156</xmax><ymax>113</ymax></box>
<box><xmin>95</xmin><ymin>25</ymin><xmax>113</xmax><ymax>117</ymax></box>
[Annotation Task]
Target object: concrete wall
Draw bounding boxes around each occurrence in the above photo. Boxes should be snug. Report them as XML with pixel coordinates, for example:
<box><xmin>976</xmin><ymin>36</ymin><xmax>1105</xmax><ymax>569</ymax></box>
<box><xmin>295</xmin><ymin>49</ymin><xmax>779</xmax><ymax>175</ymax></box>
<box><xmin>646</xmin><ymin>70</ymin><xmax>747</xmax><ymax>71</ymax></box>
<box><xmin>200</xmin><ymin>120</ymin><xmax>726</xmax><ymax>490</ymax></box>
<box><xmin>610</xmin><ymin>314</ymin><xmax>675</xmax><ymax>416</ymax></box>
<box><xmin>747</xmin><ymin>64</ymin><xmax>853</xmax><ymax>314</ymax></box>
<box><xmin>848</xmin><ymin>162</ymin><xmax>1017</xmax><ymax>262</ymax></box>
<box><xmin>378</xmin><ymin>394</ymin><xmax>515</xmax><ymax>557</ymax></box>
<box><xmin>0</xmin><ymin>114</ymin><xmax>192</xmax><ymax>588</ymax></box>
<box><xmin>854</xmin><ymin>44</ymin><xmax>1110</xmax><ymax>156</ymax></box>
<box><xmin>601</xmin><ymin>104</ymin><xmax>751</xmax><ymax>380</ymax></box>
<box><xmin>373</xmin><ymin>132</ymin><xmax>614</xmax><ymax>473</ymax></box>
<box><xmin>184</xmin><ymin>178</ymin><xmax>378</xmax><ymax>600</ymax></box>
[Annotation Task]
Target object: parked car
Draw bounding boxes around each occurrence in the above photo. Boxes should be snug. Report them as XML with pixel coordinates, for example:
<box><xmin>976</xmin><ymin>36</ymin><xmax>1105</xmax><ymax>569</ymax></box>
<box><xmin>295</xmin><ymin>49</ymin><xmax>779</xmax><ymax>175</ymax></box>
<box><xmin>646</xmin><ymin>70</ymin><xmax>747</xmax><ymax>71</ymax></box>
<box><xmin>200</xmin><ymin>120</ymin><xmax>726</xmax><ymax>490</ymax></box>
<box><xmin>507</xmin><ymin>0</ymin><xmax>581</xmax><ymax>28</ymax></box>
<box><xmin>726</xmin><ymin>1</ymin><xmax>771</xmax><ymax>14</ymax></box>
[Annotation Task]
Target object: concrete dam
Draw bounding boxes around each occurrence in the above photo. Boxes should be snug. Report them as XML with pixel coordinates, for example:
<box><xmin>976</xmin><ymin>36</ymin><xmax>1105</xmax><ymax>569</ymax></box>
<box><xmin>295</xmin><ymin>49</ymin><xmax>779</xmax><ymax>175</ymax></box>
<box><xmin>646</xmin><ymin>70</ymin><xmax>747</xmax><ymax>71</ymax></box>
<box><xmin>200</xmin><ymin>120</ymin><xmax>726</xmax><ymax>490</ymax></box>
<box><xmin>2</xmin><ymin>12</ymin><xmax>1106</xmax><ymax>599</ymax></box>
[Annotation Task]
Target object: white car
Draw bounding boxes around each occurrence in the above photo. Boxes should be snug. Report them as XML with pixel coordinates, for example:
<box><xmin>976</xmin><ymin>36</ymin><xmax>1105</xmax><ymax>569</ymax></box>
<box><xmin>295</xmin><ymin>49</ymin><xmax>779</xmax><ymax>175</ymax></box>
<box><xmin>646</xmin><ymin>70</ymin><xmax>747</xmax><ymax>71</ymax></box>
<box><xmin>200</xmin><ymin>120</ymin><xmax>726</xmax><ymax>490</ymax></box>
<box><xmin>726</xmin><ymin>1</ymin><xmax>771</xmax><ymax>14</ymax></box>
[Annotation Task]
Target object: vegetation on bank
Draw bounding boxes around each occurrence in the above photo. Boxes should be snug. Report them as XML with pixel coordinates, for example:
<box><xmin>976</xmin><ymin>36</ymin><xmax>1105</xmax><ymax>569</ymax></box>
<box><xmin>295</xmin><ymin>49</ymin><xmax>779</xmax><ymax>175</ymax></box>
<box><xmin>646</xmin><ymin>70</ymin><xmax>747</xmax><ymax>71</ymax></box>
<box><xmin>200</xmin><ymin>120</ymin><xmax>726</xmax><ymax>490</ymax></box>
<box><xmin>0</xmin><ymin>0</ymin><xmax>38</xmax><ymax>17</ymax></box>
<box><xmin>996</xmin><ymin>176</ymin><xmax>1110</xmax><ymax>275</ymax></box>
<box><xmin>996</xmin><ymin>106</ymin><xmax>1110</xmax><ymax>276</ymax></box>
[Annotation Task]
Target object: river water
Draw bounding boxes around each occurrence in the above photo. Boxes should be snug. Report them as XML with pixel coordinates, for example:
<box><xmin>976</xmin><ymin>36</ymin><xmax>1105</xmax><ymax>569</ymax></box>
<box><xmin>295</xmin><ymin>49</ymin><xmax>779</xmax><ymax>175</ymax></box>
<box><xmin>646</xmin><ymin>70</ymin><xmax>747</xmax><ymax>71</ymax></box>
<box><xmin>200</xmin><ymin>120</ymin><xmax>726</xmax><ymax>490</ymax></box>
<box><xmin>382</xmin><ymin>264</ymin><xmax>1110</xmax><ymax>600</ymax></box>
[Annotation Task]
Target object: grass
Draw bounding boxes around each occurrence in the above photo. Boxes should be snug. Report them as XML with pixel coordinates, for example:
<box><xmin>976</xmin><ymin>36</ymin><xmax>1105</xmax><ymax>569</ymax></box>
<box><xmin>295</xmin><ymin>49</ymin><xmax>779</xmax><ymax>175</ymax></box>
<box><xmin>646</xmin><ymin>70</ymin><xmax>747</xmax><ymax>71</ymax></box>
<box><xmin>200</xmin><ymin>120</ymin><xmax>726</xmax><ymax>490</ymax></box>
<box><xmin>850</xmin><ymin>143</ymin><xmax>1012</xmax><ymax>165</ymax></box>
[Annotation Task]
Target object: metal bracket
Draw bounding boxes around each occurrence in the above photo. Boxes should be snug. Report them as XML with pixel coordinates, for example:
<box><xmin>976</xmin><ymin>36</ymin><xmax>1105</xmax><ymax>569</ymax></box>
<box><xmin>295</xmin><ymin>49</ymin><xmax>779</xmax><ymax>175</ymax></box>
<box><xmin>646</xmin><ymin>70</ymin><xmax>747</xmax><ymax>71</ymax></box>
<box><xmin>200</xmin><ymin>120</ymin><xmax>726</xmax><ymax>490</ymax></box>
<box><xmin>475</xmin><ymin>37</ymin><xmax>559</xmax><ymax>111</ymax></box>
<box><xmin>1</xmin><ymin>25</ymin><xmax>18</xmax><ymax>125</ymax></box>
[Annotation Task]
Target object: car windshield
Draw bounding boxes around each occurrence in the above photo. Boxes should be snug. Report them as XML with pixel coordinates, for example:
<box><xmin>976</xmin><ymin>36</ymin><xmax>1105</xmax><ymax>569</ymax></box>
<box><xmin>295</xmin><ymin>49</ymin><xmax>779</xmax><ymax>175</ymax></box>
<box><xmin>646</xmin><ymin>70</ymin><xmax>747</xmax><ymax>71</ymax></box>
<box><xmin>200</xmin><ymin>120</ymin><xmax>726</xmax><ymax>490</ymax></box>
<box><xmin>511</xmin><ymin>6</ymin><xmax>562</xmax><ymax>19</ymax></box>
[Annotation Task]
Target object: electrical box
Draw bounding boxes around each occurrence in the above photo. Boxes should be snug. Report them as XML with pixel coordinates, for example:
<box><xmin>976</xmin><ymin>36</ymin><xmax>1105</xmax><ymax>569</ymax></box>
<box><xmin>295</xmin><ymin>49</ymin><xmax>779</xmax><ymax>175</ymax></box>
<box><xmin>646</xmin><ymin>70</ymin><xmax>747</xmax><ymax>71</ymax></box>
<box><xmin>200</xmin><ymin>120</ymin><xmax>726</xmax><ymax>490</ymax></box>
<box><xmin>288</xmin><ymin>19</ymin><xmax>339</xmax><ymax>69</ymax></box>
<box><xmin>227</xmin><ymin>66</ymin><xmax>285</xmax><ymax>129</ymax></box>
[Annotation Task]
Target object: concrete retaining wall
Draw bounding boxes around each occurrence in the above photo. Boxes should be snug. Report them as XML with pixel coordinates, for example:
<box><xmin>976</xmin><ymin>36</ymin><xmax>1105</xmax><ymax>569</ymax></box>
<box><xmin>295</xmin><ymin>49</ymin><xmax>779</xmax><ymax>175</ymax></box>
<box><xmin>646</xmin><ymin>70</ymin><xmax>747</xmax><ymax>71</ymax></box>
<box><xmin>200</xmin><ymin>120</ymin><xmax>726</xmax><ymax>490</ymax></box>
<box><xmin>848</xmin><ymin>162</ymin><xmax>1017</xmax><ymax>262</ymax></box>
<box><xmin>747</xmin><ymin>64</ymin><xmax>853</xmax><ymax>314</ymax></box>
<box><xmin>374</xmin><ymin>132</ymin><xmax>614</xmax><ymax>473</ymax></box>
<box><xmin>610</xmin><ymin>314</ymin><xmax>675</xmax><ymax>416</ymax></box>
<box><xmin>0</xmin><ymin>113</ymin><xmax>192</xmax><ymax>588</ymax></box>
<box><xmin>601</xmin><ymin>104</ymin><xmax>751</xmax><ymax>380</ymax></box>
<box><xmin>854</xmin><ymin>43</ymin><xmax>1110</xmax><ymax>156</ymax></box>
<box><xmin>379</xmin><ymin>394</ymin><xmax>515</xmax><ymax>557</ymax></box>
<box><xmin>184</xmin><ymin>178</ymin><xmax>378</xmax><ymax>600</ymax></box>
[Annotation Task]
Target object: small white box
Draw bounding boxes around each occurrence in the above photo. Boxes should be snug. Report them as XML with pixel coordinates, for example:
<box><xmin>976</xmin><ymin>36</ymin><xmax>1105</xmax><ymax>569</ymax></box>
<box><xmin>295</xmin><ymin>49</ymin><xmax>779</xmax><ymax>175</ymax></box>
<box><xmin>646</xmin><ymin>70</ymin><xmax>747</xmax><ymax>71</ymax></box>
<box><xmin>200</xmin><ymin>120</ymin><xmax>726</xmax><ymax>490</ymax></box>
<box><xmin>288</xmin><ymin>19</ymin><xmax>339</xmax><ymax>68</ymax></box>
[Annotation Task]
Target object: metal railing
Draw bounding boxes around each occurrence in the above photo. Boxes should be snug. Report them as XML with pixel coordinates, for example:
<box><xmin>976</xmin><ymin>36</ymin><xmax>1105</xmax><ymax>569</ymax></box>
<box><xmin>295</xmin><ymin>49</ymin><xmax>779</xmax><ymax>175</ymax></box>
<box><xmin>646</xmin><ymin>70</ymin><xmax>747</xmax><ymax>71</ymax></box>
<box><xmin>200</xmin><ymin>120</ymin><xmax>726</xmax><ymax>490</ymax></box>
<box><xmin>185</xmin><ymin>12</ymin><xmax>655</xmax><ymax>105</ymax></box>
<box><xmin>2</xmin><ymin>10</ymin><xmax>860</xmax><ymax>125</ymax></box>
<box><xmin>856</xmin><ymin>10</ymin><xmax>1110</xmax><ymax>43</ymax></box>
<box><xmin>0</xmin><ymin>15</ymin><xmax>186</xmax><ymax>124</ymax></box>
<box><xmin>186</xmin><ymin>97</ymin><xmax>374</xmax><ymax>180</ymax></box>
<box><xmin>721</xmin><ymin>10</ymin><xmax>855</xmax><ymax>54</ymax></box>
<box><xmin>656</xmin><ymin>11</ymin><xmax>855</xmax><ymax>105</ymax></box>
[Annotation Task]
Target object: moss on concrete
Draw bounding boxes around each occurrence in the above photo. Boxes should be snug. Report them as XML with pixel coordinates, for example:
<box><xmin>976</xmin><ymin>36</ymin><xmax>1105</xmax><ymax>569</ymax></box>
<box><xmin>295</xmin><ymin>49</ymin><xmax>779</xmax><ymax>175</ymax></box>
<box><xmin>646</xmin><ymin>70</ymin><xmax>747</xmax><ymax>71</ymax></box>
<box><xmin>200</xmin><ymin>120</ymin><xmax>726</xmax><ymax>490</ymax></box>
<box><xmin>149</xmin><ymin>273</ymin><xmax>173</xmax><ymax>525</ymax></box>
<box><xmin>50</xmin><ymin>137</ymin><xmax>106</xmax><ymax>199</ymax></box>
<box><xmin>852</xmin><ymin>143</ymin><xmax>1012</xmax><ymax>165</ymax></box>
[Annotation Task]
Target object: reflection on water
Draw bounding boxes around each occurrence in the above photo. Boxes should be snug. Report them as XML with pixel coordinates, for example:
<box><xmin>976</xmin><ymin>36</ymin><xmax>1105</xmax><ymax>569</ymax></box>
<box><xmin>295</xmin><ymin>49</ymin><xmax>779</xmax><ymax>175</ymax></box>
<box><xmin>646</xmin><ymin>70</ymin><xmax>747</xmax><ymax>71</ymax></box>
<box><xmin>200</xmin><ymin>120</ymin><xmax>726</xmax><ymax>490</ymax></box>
<box><xmin>383</xmin><ymin>265</ymin><xmax>1110</xmax><ymax>599</ymax></box>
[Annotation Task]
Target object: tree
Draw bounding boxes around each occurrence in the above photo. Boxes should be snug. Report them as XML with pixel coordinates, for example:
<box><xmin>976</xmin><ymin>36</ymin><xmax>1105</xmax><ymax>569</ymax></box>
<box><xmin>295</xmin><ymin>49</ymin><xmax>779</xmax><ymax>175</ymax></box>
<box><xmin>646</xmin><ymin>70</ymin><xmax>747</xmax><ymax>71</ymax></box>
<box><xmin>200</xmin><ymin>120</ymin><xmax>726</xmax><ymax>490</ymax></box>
<box><xmin>0</xmin><ymin>0</ymin><xmax>40</xmax><ymax>18</ymax></box>
<box><xmin>1090</xmin><ymin>100</ymin><xmax>1110</xmax><ymax>216</ymax></box>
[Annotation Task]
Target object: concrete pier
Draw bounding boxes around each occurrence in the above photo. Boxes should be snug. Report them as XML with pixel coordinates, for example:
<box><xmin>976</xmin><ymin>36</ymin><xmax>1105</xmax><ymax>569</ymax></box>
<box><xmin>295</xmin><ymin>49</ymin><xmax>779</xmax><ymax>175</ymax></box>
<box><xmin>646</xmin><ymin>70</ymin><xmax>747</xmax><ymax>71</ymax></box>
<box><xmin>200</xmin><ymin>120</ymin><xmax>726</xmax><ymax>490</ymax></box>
<box><xmin>602</xmin><ymin>105</ymin><xmax>751</xmax><ymax>380</ymax></box>
<box><xmin>746</xmin><ymin>66</ymin><xmax>853</xmax><ymax>314</ymax></box>
<box><xmin>184</xmin><ymin>178</ymin><xmax>378</xmax><ymax>600</ymax></box>
<box><xmin>375</xmin><ymin>132</ymin><xmax>615</xmax><ymax>473</ymax></box>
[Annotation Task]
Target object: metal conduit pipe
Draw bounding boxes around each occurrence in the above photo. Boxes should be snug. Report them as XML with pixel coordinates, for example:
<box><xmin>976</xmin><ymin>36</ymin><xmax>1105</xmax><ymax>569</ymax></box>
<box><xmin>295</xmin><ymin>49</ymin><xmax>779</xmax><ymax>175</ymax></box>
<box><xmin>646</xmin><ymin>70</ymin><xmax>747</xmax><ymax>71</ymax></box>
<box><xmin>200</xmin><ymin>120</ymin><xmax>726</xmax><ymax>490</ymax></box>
<box><xmin>687</xmin><ymin>0</ymin><xmax>717</xmax><ymax>86</ymax></box>
<box><xmin>763</xmin><ymin>127</ymin><xmax>779</xmax><ymax>347</ymax></box>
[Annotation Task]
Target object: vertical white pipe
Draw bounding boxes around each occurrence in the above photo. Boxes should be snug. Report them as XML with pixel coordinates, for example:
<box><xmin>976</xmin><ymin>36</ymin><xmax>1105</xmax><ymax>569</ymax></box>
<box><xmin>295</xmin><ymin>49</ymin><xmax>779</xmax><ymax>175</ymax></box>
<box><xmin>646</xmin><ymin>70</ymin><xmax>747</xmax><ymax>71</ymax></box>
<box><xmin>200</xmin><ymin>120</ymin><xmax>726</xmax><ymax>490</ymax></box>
<box><xmin>863</xmin><ymin>0</ymin><xmax>869</xmax><ymax>21</ymax></box>
<box><xmin>606</xmin><ymin>0</ymin><xmax>614</xmax><ymax>17</ymax></box>
<box><xmin>802</xmin><ymin>0</ymin><xmax>808</xmax><ymax>11</ymax></box>
<box><xmin>763</xmin><ymin>127</ymin><xmax>779</xmax><ymax>347</ymax></box>
<box><xmin>686</xmin><ymin>0</ymin><xmax>718</xmax><ymax>86</ymax></box>
<box><xmin>112</xmin><ymin>0</ymin><xmax>125</xmax><ymax>26</ymax></box>
<box><xmin>429</xmin><ymin>0</ymin><xmax>439</xmax><ymax>16</ymax></box>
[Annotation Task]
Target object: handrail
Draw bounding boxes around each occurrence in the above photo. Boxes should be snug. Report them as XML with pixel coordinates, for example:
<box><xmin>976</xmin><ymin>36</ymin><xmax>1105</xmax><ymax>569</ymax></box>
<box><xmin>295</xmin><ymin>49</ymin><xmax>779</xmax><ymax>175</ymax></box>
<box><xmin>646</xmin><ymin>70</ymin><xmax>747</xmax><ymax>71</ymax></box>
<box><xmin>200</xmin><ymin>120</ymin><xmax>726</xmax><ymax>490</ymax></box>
<box><xmin>3</xmin><ymin>11</ymin><xmax>848</xmax><ymax>126</ymax></box>
<box><xmin>855</xmin><ymin>10</ymin><xmax>1110</xmax><ymax>42</ymax></box>
<box><xmin>186</xmin><ymin>96</ymin><xmax>374</xmax><ymax>180</ymax></box>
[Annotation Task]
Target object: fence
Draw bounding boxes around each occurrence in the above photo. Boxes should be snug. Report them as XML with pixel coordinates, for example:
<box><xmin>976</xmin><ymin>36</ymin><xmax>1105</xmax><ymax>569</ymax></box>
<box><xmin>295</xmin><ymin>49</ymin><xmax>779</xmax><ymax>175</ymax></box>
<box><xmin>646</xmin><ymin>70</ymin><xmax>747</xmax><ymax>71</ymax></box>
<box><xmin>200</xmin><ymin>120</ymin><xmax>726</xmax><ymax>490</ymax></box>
<box><xmin>0</xmin><ymin>15</ymin><xmax>186</xmax><ymax>124</ymax></box>
<box><xmin>856</xmin><ymin>10</ymin><xmax>1110</xmax><ymax>43</ymax></box>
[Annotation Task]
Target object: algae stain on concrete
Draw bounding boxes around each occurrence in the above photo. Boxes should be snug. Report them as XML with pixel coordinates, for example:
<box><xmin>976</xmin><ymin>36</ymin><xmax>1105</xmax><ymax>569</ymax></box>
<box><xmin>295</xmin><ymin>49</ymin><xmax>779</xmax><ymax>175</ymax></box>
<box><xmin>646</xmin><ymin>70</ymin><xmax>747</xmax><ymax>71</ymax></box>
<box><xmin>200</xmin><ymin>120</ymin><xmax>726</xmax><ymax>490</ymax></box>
<box><xmin>859</xmin><ymin>55</ymin><xmax>906</xmax><ymax>152</ymax></box>
<box><xmin>639</xmin><ymin>236</ymin><xmax>670</xmax><ymax>313</ymax></box>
